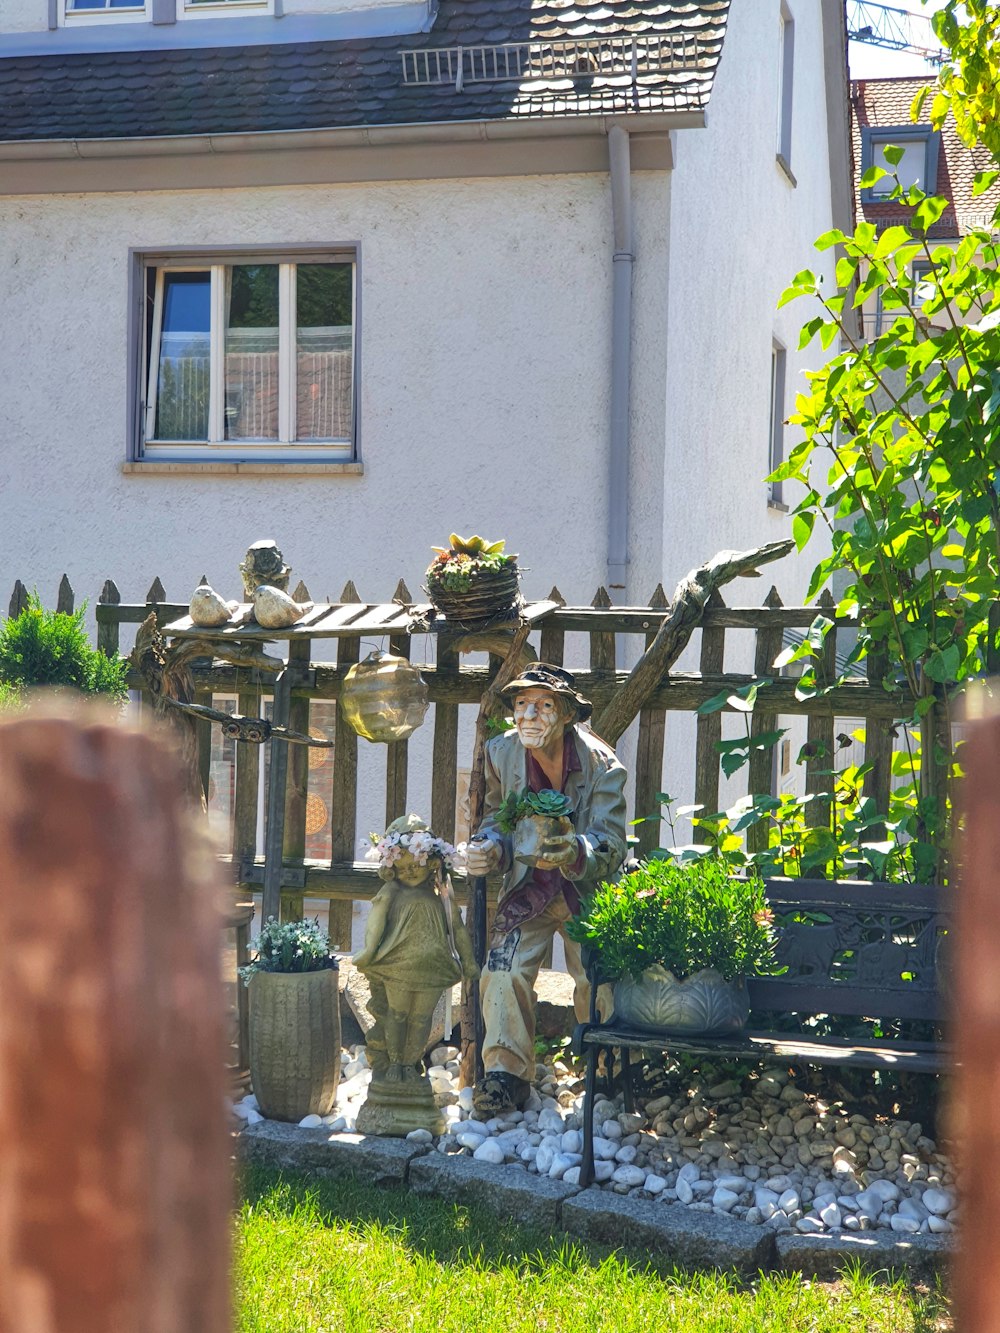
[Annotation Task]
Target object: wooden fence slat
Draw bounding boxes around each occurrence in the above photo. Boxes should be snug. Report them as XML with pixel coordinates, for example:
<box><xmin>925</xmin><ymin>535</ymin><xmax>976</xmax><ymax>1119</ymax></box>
<box><xmin>538</xmin><ymin>585</ymin><xmax>566</xmax><ymax>666</ymax></box>
<box><xmin>281</xmin><ymin>636</ymin><xmax>312</xmax><ymax>924</ymax></box>
<box><xmin>694</xmin><ymin>591</ymin><xmax>727</xmax><ymax>840</ymax></box>
<box><xmin>804</xmin><ymin>592</ymin><xmax>838</xmax><ymax>874</ymax></box>
<box><xmin>633</xmin><ymin>583</ymin><xmax>669</xmax><ymax>857</ymax></box>
<box><xmin>8</xmin><ymin>579</ymin><xmax>27</xmax><ymax>619</ymax></box>
<box><xmin>328</xmin><ymin>582</ymin><xmax>361</xmax><ymax>950</ymax></box>
<box><xmin>589</xmin><ymin>587</ymin><xmax>616</xmax><ymax>675</ymax></box>
<box><xmin>431</xmin><ymin>636</ymin><xmax>460</xmax><ymax>842</ymax></box>
<box><xmin>56</xmin><ymin>574</ymin><xmax>74</xmax><ymax>614</ymax></box>
<box><xmin>147</xmin><ymin>576</ymin><xmax>166</xmax><ymax>604</ymax></box>
<box><xmin>0</xmin><ymin>706</ymin><xmax>231</xmax><ymax>1333</ymax></box>
<box><xmin>97</xmin><ymin>579</ymin><xmax>121</xmax><ymax>656</ymax></box>
<box><xmin>863</xmin><ymin>637</ymin><xmax>893</xmax><ymax>840</ymax></box>
<box><xmin>747</xmin><ymin>586</ymin><xmax>785</xmax><ymax>855</ymax></box>
<box><xmin>232</xmin><ymin>665</ymin><xmax>262</xmax><ymax>1079</ymax></box>
<box><xmin>384</xmin><ymin>581</ymin><xmax>413</xmax><ymax>826</ymax></box>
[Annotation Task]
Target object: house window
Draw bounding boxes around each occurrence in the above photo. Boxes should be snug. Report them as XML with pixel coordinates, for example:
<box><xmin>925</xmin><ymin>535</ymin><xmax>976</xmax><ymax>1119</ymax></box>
<box><xmin>181</xmin><ymin>0</ymin><xmax>272</xmax><ymax>13</ymax></box>
<box><xmin>776</xmin><ymin>2</ymin><xmax>795</xmax><ymax>183</ymax></box>
<box><xmin>860</xmin><ymin>126</ymin><xmax>941</xmax><ymax>199</ymax></box>
<box><xmin>769</xmin><ymin>340</ymin><xmax>787</xmax><ymax>506</ymax></box>
<box><xmin>138</xmin><ymin>251</ymin><xmax>356</xmax><ymax>461</ymax></box>
<box><xmin>64</xmin><ymin>0</ymin><xmax>146</xmax><ymax>13</ymax></box>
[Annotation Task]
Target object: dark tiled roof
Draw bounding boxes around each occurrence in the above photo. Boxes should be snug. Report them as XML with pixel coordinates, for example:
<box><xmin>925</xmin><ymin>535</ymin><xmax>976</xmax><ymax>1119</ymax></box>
<box><xmin>0</xmin><ymin>0</ymin><xmax>730</xmax><ymax>142</ymax></box>
<box><xmin>851</xmin><ymin>75</ymin><xmax>1000</xmax><ymax>237</ymax></box>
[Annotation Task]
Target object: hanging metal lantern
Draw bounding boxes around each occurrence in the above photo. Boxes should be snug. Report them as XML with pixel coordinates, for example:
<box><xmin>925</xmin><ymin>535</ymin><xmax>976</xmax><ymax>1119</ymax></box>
<box><xmin>340</xmin><ymin>651</ymin><xmax>429</xmax><ymax>743</ymax></box>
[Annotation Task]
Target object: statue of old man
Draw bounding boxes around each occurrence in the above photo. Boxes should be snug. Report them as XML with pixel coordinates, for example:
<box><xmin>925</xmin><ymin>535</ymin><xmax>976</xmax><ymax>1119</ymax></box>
<box><xmin>465</xmin><ymin>664</ymin><xmax>627</xmax><ymax>1117</ymax></box>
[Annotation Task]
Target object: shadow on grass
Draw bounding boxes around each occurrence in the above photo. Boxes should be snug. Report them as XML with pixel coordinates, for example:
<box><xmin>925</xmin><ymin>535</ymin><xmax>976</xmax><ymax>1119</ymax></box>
<box><xmin>238</xmin><ymin>1161</ymin><xmax>947</xmax><ymax>1315</ymax></box>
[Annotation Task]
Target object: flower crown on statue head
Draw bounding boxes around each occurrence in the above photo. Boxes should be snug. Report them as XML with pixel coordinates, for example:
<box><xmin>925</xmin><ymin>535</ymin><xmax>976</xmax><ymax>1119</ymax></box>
<box><xmin>363</xmin><ymin>826</ymin><xmax>460</xmax><ymax>872</ymax></box>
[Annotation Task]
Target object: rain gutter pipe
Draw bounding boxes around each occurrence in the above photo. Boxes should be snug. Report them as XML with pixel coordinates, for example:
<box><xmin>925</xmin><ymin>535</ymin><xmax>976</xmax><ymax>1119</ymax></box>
<box><xmin>607</xmin><ymin>123</ymin><xmax>633</xmax><ymax>592</ymax></box>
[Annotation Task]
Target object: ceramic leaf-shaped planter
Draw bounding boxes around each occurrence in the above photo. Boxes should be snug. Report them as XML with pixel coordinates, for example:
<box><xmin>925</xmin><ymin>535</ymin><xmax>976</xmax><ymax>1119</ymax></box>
<box><xmin>248</xmin><ymin>966</ymin><xmax>341</xmax><ymax>1121</ymax></box>
<box><xmin>612</xmin><ymin>964</ymin><xmax>749</xmax><ymax>1035</ymax></box>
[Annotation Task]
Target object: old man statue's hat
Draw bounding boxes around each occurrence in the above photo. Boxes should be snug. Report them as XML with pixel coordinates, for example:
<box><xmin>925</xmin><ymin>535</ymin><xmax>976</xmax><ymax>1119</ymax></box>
<box><xmin>499</xmin><ymin>664</ymin><xmax>593</xmax><ymax>722</ymax></box>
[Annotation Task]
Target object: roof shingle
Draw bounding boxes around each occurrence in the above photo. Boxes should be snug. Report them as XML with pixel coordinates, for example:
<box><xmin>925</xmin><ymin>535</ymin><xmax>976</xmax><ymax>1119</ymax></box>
<box><xmin>0</xmin><ymin>0</ymin><xmax>730</xmax><ymax>143</ymax></box>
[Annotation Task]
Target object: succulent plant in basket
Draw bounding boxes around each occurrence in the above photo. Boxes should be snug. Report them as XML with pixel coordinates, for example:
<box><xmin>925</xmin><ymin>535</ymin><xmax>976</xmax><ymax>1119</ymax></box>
<box><xmin>424</xmin><ymin>533</ymin><xmax>522</xmax><ymax>629</ymax></box>
<box><xmin>567</xmin><ymin>857</ymin><xmax>783</xmax><ymax>1034</ymax></box>
<box><xmin>495</xmin><ymin>786</ymin><xmax>575</xmax><ymax>868</ymax></box>
<box><xmin>240</xmin><ymin>918</ymin><xmax>341</xmax><ymax>1122</ymax></box>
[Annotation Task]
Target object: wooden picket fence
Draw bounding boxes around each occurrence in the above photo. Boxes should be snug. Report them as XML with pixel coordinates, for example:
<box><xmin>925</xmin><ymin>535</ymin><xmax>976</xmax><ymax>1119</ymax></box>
<box><xmin>7</xmin><ymin>568</ymin><xmax>920</xmax><ymax>877</ymax></box>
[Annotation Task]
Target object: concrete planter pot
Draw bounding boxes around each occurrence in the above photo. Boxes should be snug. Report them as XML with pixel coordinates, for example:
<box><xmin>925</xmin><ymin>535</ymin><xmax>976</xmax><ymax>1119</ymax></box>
<box><xmin>248</xmin><ymin>965</ymin><xmax>341</xmax><ymax>1121</ymax></box>
<box><xmin>612</xmin><ymin>964</ymin><xmax>749</xmax><ymax>1035</ymax></box>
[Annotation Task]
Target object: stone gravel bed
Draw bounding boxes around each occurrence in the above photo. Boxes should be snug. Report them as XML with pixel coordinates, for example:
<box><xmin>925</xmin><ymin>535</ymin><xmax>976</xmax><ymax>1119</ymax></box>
<box><xmin>234</xmin><ymin>1043</ymin><xmax>954</xmax><ymax>1269</ymax></box>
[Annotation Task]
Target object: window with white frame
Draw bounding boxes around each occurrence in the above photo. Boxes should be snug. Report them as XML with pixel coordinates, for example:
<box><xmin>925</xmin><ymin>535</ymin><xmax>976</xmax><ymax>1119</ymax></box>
<box><xmin>769</xmin><ymin>340</ymin><xmax>787</xmax><ymax>506</ymax></box>
<box><xmin>63</xmin><ymin>0</ymin><xmax>146</xmax><ymax>14</ymax></box>
<box><xmin>138</xmin><ymin>252</ymin><xmax>356</xmax><ymax>460</ymax></box>
<box><xmin>62</xmin><ymin>0</ymin><xmax>272</xmax><ymax>20</ymax></box>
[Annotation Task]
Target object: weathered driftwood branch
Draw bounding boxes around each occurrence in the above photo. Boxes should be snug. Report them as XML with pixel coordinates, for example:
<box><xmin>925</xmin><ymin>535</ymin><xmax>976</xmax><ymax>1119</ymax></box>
<box><xmin>131</xmin><ymin>613</ymin><xmax>282</xmax><ymax>804</ymax></box>
<box><xmin>0</xmin><ymin>703</ymin><xmax>231</xmax><ymax>1333</ymax></box>
<box><xmin>592</xmin><ymin>540</ymin><xmax>795</xmax><ymax>745</ymax></box>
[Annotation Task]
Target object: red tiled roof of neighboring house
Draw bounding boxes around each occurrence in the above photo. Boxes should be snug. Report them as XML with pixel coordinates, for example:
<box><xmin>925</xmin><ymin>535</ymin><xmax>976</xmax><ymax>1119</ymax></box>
<box><xmin>850</xmin><ymin>75</ymin><xmax>1000</xmax><ymax>237</ymax></box>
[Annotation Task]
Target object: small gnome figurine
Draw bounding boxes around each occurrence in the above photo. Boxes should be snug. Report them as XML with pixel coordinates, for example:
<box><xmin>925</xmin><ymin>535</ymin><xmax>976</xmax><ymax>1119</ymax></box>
<box><xmin>355</xmin><ymin>814</ymin><xmax>479</xmax><ymax>1083</ymax></box>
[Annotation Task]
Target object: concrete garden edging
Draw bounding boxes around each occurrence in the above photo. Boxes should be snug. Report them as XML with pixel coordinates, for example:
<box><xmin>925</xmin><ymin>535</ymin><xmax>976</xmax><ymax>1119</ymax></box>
<box><xmin>237</xmin><ymin>1121</ymin><xmax>950</xmax><ymax>1281</ymax></box>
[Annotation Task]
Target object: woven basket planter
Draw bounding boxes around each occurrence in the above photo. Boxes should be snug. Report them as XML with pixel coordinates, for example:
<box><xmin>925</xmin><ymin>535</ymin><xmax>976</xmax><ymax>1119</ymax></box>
<box><xmin>248</xmin><ymin>966</ymin><xmax>341</xmax><ymax>1121</ymax></box>
<box><xmin>425</xmin><ymin>563</ymin><xmax>521</xmax><ymax>630</ymax></box>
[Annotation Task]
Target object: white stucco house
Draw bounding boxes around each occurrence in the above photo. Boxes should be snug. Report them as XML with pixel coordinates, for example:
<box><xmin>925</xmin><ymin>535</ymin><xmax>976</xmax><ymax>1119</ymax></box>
<box><xmin>0</xmin><ymin>0</ymin><xmax>852</xmax><ymax>617</ymax></box>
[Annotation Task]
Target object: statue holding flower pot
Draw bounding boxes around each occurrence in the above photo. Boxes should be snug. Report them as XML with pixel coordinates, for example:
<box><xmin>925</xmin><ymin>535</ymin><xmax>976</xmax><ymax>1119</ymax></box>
<box><xmin>465</xmin><ymin>665</ymin><xmax>627</xmax><ymax>1118</ymax></box>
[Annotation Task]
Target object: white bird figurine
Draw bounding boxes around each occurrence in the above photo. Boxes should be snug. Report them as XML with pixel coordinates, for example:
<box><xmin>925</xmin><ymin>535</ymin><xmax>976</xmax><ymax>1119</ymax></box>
<box><xmin>252</xmin><ymin>583</ymin><xmax>314</xmax><ymax>629</ymax></box>
<box><xmin>189</xmin><ymin>580</ymin><xmax>241</xmax><ymax>628</ymax></box>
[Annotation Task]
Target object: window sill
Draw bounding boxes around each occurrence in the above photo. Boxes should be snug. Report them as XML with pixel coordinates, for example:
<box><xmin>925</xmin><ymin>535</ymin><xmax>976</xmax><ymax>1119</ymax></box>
<box><xmin>767</xmin><ymin>497</ymin><xmax>789</xmax><ymax>514</ymax></box>
<box><xmin>775</xmin><ymin>153</ymin><xmax>797</xmax><ymax>188</ymax></box>
<box><xmin>123</xmin><ymin>460</ymin><xmax>364</xmax><ymax>476</ymax></box>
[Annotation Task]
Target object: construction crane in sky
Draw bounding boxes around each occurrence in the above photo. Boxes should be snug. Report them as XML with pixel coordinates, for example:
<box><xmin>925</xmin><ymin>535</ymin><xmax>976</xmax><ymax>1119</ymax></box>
<box><xmin>846</xmin><ymin>1</ymin><xmax>945</xmax><ymax>63</ymax></box>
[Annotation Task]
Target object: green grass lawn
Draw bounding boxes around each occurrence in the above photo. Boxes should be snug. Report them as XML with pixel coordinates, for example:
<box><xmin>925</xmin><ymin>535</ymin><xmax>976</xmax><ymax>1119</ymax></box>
<box><xmin>236</xmin><ymin>1166</ymin><xmax>951</xmax><ymax>1333</ymax></box>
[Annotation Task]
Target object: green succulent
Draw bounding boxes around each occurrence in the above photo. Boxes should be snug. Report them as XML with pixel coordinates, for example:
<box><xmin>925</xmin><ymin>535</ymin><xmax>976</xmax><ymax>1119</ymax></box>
<box><xmin>495</xmin><ymin>787</ymin><xmax>573</xmax><ymax>834</ymax></box>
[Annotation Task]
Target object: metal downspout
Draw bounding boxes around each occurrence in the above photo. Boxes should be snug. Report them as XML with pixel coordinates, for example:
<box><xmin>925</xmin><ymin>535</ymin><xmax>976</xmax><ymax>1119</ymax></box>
<box><xmin>607</xmin><ymin>123</ymin><xmax>633</xmax><ymax>591</ymax></box>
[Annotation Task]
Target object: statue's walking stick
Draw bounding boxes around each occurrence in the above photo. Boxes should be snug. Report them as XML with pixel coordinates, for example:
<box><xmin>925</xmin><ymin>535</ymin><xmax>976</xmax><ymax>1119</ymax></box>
<box><xmin>460</xmin><ymin>623</ymin><xmax>532</xmax><ymax>1087</ymax></box>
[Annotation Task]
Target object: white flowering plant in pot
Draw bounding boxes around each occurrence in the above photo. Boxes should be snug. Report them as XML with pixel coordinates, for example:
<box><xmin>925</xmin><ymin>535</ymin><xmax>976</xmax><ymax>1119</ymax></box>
<box><xmin>241</xmin><ymin>917</ymin><xmax>341</xmax><ymax>1121</ymax></box>
<box><xmin>239</xmin><ymin>916</ymin><xmax>336</xmax><ymax>985</ymax></box>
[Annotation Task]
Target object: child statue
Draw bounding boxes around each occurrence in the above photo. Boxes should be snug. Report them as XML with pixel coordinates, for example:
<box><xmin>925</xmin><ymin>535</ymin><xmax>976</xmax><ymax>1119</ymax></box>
<box><xmin>354</xmin><ymin>815</ymin><xmax>479</xmax><ymax>1134</ymax></box>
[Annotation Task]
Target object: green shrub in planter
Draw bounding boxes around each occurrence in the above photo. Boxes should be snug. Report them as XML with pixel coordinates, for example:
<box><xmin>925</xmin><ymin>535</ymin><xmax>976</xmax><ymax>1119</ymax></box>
<box><xmin>568</xmin><ymin>856</ymin><xmax>783</xmax><ymax>983</ymax></box>
<box><xmin>0</xmin><ymin>595</ymin><xmax>129</xmax><ymax>705</ymax></box>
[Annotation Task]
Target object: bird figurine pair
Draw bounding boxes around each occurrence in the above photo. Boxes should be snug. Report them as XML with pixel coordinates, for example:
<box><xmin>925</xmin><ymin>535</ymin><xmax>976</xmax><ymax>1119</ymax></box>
<box><xmin>189</xmin><ymin>578</ymin><xmax>314</xmax><ymax>629</ymax></box>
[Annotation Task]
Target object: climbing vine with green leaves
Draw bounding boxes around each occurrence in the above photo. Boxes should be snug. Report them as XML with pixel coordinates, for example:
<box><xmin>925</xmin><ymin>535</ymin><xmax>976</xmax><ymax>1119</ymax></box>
<box><xmin>647</xmin><ymin>4</ymin><xmax>1000</xmax><ymax>885</ymax></box>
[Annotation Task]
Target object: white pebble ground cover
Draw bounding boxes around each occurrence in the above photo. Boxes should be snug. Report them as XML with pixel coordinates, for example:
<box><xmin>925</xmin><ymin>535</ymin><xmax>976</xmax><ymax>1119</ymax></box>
<box><xmin>232</xmin><ymin>1045</ymin><xmax>955</xmax><ymax>1238</ymax></box>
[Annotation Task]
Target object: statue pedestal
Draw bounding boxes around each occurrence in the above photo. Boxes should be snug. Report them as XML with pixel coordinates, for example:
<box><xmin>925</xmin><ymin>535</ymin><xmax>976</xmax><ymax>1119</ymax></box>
<box><xmin>356</xmin><ymin>1072</ymin><xmax>446</xmax><ymax>1138</ymax></box>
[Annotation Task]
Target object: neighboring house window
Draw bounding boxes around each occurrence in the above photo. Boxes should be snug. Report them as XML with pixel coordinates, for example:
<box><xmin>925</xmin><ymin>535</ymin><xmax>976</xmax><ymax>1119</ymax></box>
<box><xmin>860</xmin><ymin>125</ymin><xmax>941</xmax><ymax>199</ymax></box>
<box><xmin>136</xmin><ymin>251</ymin><xmax>356</xmax><ymax>461</ymax></box>
<box><xmin>769</xmin><ymin>340</ymin><xmax>787</xmax><ymax>506</ymax></box>
<box><xmin>776</xmin><ymin>2</ymin><xmax>795</xmax><ymax>183</ymax></box>
<box><xmin>181</xmin><ymin>0</ymin><xmax>272</xmax><ymax>13</ymax></box>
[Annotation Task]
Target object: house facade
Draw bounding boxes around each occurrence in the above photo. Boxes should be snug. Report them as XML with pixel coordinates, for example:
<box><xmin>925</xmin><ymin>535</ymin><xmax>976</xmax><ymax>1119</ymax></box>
<box><xmin>0</xmin><ymin>0</ymin><xmax>850</xmax><ymax>619</ymax></box>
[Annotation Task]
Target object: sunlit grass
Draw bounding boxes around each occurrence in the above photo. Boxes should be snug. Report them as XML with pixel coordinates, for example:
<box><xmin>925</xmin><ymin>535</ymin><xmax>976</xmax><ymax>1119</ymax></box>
<box><xmin>236</xmin><ymin>1167</ymin><xmax>951</xmax><ymax>1333</ymax></box>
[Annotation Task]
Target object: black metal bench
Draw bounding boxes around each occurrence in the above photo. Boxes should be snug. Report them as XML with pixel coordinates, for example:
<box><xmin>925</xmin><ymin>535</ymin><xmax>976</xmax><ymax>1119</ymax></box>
<box><xmin>572</xmin><ymin>877</ymin><xmax>949</xmax><ymax>1189</ymax></box>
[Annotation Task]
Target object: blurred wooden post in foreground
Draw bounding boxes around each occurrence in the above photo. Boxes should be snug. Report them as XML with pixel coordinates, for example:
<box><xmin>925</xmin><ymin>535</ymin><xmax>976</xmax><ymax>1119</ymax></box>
<box><xmin>954</xmin><ymin>708</ymin><xmax>1000</xmax><ymax>1332</ymax></box>
<box><xmin>0</xmin><ymin>704</ymin><xmax>231</xmax><ymax>1333</ymax></box>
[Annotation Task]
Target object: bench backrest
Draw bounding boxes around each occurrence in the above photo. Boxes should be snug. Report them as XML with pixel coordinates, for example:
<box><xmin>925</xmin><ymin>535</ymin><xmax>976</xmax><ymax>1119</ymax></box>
<box><xmin>748</xmin><ymin>877</ymin><xmax>948</xmax><ymax>1024</ymax></box>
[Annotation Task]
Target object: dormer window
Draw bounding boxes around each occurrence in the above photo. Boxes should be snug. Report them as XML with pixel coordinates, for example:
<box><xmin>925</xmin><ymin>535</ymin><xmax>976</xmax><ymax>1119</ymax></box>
<box><xmin>860</xmin><ymin>124</ymin><xmax>941</xmax><ymax>200</ymax></box>
<box><xmin>65</xmin><ymin>0</ymin><xmax>146</xmax><ymax>12</ymax></box>
<box><xmin>62</xmin><ymin>0</ymin><xmax>272</xmax><ymax>21</ymax></box>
